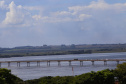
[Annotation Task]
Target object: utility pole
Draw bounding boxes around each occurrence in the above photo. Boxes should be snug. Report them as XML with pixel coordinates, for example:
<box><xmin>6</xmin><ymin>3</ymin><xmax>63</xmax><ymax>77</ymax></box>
<box><xmin>72</xmin><ymin>67</ymin><xmax>74</xmax><ymax>76</ymax></box>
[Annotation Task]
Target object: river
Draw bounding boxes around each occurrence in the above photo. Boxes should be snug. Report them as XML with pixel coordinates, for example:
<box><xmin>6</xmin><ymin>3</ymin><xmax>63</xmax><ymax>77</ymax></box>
<box><xmin>0</xmin><ymin>52</ymin><xmax>126</xmax><ymax>80</ymax></box>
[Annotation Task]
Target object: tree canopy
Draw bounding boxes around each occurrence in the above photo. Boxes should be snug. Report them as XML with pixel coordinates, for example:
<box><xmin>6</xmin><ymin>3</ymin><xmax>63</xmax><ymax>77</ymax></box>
<box><xmin>0</xmin><ymin>68</ymin><xmax>23</xmax><ymax>84</ymax></box>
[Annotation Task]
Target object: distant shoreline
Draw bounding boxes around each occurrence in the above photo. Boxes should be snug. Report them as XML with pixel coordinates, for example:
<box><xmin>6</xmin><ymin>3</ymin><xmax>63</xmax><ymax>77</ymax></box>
<box><xmin>1</xmin><ymin>44</ymin><xmax>126</xmax><ymax>58</ymax></box>
<box><xmin>0</xmin><ymin>51</ymin><xmax>126</xmax><ymax>58</ymax></box>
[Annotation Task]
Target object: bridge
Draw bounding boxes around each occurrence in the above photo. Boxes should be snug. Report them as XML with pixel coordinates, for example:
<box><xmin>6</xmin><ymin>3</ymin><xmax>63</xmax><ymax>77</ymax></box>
<box><xmin>0</xmin><ymin>59</ymin><xmax>126</xmax><ymax>67</ymax></box>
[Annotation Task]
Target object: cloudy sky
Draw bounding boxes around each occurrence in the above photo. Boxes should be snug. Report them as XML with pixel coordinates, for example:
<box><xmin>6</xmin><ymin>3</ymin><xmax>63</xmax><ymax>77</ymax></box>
<box><xmin>0</xmin><ymin>0</ymin><xmax>126</xmax><ymax>47</ymax></box>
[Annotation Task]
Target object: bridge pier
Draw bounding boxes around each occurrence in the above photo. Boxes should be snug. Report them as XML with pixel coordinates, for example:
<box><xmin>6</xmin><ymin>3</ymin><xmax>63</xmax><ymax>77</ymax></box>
<box><xmin>58</xmin><ymin>61</ymin><xmax>61</xmax><ymax>66</ymax></box>
<box><xmin>117</xmin><ymin>61</ymin><xmax>119</xmax><ymax>65</ymax></box>
<box><xmin>8</xmin><ymin>62</ymin><xmax>10</xmax><ymax>67</ymax></box>
<box><xmin>104</xmin><ymin>61</ymin><xmax>107</xmax><ymax>65</ymax></box>
<box><xmin>0</xmin><ymin>62</ymin><xmax>1</xmax><ymax>67</ymax></box>
<box><xmin>27</xmin><ymin>62</ymin><xmax>30</xmax><ymax>67</ymax></box>
<box><xmin>91</xmin><ymin>61</ymin><xmax>94</xmax><ymax>65</ymax></box>
<box><xmin>47</xmin><ymin>61</ymin><xmax>50</xmax><ymax>66</ymax></box>
<box><xmin>69</xmin><ymin>61</ymin><xmax>71</xmax><ymax>66</ymax></box>
<box><xmin>17</xmin><ymin>62</ymin><xmax>20</xmax><ymax>67</ymax></box>
<box><xmin>37</xmin><ymin>61</ymin><xmax>40</xmax><ymax>67</ymax></box>
<box><xmin>80</xmin><ymin>61</ymin><xmax>83</xmax><ymax>66</ymax></box>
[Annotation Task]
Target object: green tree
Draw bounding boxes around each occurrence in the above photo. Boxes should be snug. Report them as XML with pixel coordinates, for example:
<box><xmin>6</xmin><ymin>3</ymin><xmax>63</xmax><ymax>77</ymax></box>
<box><xmin>39</xmin><ymin>76</ymin><xmax>53</xmax><ymax>84</ymax></box>
<box><xmin>114</xmin><ymin>62</ymin><xmax>126</xmax><ymax>84</ymax></box>
<box><xmin>93</xmin><ymin>69</ymin><xmax>114</xmax><ymax>84</ymax></box>
<box><xmin>0</xmin><ymin>68</ymin><xmax>23</xmax><ymax>84</ymax></box>
<box><xmin>52</xmin><ymin>76</ymin><xmax>74</xmax><ymax>84</ymax></box>
<box><xmin>116</xmin><ymin>62</ymin><xmax>126</xmax><ymax>74</ymax></box>
<box><xmin>0</xmin><ymin>77</ymin><xmax>6</xmax><ymax>84</ymax></box>
<box><xmin>75</xmin><ymin>69</ymin><xmax>114</xmax><ymax>84</ymax></box>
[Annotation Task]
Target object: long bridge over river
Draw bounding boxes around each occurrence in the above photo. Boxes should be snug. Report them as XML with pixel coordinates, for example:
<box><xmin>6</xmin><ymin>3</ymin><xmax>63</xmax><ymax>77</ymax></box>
<box><xmin>0</xmin><ymin>59</ymin><xmax>126</xmax><ymax>67</ymax></box>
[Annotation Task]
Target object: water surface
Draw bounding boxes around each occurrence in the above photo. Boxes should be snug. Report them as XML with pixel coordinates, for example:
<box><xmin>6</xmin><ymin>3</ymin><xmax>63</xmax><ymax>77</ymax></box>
<box><xmin>0</xmin><ymin>52</ymin><xmax>126</xmax><ymax>80</ymax></box>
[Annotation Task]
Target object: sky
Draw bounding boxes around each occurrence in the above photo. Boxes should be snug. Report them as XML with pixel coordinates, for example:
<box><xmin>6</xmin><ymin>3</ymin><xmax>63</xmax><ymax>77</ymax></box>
<box><xmin>0</xmin><ymin>0</ymin><xmax>126</xmax><ymax>48</ymax></box>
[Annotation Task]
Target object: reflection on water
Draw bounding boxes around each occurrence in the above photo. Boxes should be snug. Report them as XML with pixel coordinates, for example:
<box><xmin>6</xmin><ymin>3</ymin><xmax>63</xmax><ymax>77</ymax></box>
<box><xmin>0</xmin><ymin>52</ymin><xmax>126</xmax><ymax>80</ymax></box>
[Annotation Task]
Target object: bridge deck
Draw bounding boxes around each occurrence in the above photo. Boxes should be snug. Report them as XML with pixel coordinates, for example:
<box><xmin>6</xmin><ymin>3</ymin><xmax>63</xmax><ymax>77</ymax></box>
<box><xmin>0</xmin><ymin>59</ymin><xmax>126</xmax><ymax>63</ymax></box>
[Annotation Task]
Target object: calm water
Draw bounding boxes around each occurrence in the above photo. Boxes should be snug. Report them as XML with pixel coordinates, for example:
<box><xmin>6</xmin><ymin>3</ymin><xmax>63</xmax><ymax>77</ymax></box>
<box><xmin>0</xmin><ymin>52</ymin><xmax>126</xmax><ymax>80</ymax></box>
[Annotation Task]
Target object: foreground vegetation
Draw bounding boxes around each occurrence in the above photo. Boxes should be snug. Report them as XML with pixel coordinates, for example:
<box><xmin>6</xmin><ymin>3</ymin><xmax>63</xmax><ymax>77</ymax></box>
<box><xmin>0</xmin><ymin>68</ymin><xmax>23</xmax><ymax>84</ymax></box>
<box><xmin>0</xmin><ymin>62</ymin><xmax>126</xmax><ymax>84</ymax></box>
<box><xmin>1</xmin><ymin>44</ymin><xmax>126</xmax><ymax>58</ymax></box>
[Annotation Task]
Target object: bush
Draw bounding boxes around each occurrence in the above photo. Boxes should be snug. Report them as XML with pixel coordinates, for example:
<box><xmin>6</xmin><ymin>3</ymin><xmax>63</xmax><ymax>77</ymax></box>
<box><xmin>0</xmin><ymin>68</ymin><xmax>23</xmax><ymax>84</ymax></box>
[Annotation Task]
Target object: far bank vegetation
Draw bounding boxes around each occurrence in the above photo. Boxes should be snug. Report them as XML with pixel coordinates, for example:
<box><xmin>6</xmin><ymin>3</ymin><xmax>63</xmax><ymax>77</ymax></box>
<box><xmin>0</xmin><ymin>44</ymin><xmax>126</xmax><ymax>57</ymax></box>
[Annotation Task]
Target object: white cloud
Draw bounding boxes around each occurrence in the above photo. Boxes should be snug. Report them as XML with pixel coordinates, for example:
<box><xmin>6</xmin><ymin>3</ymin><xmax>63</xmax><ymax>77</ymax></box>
<box><xmin>31</xmin><ymin>0</ymin><xmax>126</xmax><ymax>24</ymax></box>
<box><xmin>52</xmin><ymin>11</ymin><xmax>71</xmax><ymax>16</ymax></box>
<box><xmin>0</xmin><ymin>1</ymin><xmax>8</xmax><ymax>9</ymax></box>
<box><xmin>78</xmin><ymin>14</ymin><xmax>92</xmax><ymax>21</ymax></box>
<box><xmin>32</xmin><ymin>8</ymin><xmax>92</xmax><ymax>23</ymax></box>
<box><xmin>2</xmin><ymin>1</ymin><xmax>32</xmax><ymax>27</ymax></box>
<box><xmin>3</xmin><ymin>1</ymin><xmax>23</xmax><ymax>24</ymax></box>
<box><xmin>32</xmin><ymin>15</ymin><xmax>42</xmax><ymax>21</ymax></box>
<box><xmin>32</xmin><ymin>15</ymin><xmax>72</xmax><ymax>23</ymax></box>
<box><xmin>1</xmin><ymin>0</ymin><xmax>126</xmax><ymax>27</ymax></box>
<box><xmin>69</xmin><ymin>0</ymin><xmax>126</xmax><ymax>12</ymax></box>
